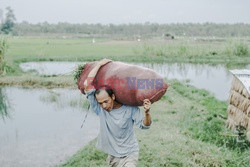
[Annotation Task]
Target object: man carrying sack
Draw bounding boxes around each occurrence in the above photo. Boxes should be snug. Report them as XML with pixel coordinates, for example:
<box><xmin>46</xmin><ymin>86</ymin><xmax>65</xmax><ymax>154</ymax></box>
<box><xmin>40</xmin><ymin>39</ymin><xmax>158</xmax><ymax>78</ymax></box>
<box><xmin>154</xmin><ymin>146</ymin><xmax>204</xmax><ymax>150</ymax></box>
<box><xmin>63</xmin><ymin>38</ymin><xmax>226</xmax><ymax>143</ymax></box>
<box><xmin>83</xmin><ymin>59</ymin><xmax>152</xmax><ymax>167</ymax></box>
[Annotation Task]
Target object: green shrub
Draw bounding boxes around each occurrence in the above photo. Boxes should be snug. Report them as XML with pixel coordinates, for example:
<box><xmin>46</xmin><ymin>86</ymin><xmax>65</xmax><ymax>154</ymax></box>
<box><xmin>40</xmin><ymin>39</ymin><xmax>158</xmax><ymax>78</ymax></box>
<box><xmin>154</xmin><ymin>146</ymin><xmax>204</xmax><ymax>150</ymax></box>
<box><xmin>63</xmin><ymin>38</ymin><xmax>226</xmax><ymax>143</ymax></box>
<box><xmin>0</xmin><ymin>88</ymin><xmax>10</xmax><ymax>120</ymax></box>
<box><xmin>233</xmin><ymin>42</ymin><xmax>249</xmax><ymax>57</ymax></box>
<box><xmin>0</xmin><ymin>37</ymin><xmax>8</xmax><ymax>75</ymax></box>
<box><xmin>74</xmin><ymin>64</ymin><xmax>85</xmax><ymax>83</ymax></box>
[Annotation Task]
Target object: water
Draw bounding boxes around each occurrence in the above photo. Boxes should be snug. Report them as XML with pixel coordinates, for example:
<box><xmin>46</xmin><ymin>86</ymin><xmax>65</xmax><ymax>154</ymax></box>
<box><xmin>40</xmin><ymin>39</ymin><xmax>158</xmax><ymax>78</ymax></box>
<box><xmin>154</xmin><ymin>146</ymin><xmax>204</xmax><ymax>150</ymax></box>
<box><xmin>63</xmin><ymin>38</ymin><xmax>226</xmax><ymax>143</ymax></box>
<box><xmin>19</xmin><ymin>62</ymin><xmax>250</xmax><ymax>100</ymax></box>
<box><xmin>0</xmin><ymin>88</ymin><xmax>99</xmax><ymax>167</ymax></box>
<box><xmin>20</xmin><ymin>62</ymin><xmax>83</xmax><ymax>75</ymax></box>
<box><xmin>136</xmin><ymin>63</ymin><xmax>236</xmax><ymax>100</ymax></box>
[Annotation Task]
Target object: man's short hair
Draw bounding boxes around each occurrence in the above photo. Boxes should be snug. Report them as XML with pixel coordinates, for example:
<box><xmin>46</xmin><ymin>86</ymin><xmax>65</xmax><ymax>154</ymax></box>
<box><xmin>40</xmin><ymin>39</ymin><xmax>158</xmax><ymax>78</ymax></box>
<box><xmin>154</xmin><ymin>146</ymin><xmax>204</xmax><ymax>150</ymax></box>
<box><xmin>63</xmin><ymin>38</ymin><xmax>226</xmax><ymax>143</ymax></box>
<box><xmin>95</xmin><ymin>85</ymin><xmax>114</xmax><ymax>98</ymax></box>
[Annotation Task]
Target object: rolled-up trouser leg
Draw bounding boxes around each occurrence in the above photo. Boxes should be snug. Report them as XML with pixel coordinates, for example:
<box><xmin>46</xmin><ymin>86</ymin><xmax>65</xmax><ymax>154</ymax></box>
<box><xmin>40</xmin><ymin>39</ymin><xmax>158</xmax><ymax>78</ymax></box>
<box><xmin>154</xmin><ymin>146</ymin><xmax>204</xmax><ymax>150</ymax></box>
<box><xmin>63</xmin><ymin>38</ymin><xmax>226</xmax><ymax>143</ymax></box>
<box><xmin>107</xmin><ymin>152</ymin><xmax>139</xmax><ymax>167</ymax></box>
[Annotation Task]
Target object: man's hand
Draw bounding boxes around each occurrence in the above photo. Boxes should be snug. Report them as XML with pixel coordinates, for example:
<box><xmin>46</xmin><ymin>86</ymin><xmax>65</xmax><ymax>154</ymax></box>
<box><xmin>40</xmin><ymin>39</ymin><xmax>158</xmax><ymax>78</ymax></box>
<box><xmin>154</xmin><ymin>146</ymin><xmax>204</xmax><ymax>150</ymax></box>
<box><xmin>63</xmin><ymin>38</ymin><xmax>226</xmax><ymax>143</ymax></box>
<box><xmin>97</xmin><ymin>58</ymin><xmax>112</xmax><ymax>66</ymax></box>
<box><xmin>143</xmin><ymin>99</ymin><xmax>152</xmax><ymax>126</ymax></box>
<box><xmin>143</xmin><ymin>99</ymin><xmax>151</xmax><ymax>114</ymax></box>
<box><xmin>84</xmin><ymin>58</ymin><xmax>112</xmax><ymax>92</ymax></box>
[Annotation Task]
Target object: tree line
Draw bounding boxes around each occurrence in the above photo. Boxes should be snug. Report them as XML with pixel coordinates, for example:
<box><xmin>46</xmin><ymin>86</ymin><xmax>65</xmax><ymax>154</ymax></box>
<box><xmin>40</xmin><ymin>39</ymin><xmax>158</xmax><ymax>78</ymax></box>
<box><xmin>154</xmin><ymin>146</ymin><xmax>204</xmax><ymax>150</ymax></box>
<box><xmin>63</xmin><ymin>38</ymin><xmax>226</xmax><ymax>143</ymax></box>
<box><xmin>9</xmin><ymin>22</ymin><xmax>250</xmax><ymax>38</ymax></box>
<box><xmin>1</xmin><ymin>7</ymin><xmax>250</xmax><ymax>37</ymax></box>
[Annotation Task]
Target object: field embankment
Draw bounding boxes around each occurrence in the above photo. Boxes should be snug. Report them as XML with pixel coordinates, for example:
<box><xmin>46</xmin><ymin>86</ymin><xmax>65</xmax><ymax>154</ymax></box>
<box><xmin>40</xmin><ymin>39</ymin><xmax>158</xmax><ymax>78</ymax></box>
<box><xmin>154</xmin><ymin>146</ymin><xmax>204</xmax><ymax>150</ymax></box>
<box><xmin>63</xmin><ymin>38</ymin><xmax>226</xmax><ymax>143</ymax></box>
<box><xmin>59</xmin><ymin>80</ymin><xmax>250</xmax><ymax>167</ymax></box>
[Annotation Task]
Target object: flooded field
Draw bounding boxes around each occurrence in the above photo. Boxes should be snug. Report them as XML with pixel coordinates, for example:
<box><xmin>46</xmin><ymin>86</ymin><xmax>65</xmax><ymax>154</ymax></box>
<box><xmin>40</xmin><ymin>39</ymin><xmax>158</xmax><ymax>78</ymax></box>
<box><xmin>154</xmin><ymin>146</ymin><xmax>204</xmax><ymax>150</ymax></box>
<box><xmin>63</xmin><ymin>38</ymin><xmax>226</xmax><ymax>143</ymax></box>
<box><xmin>1</xmin><ymin>61</ymin><xmax>248</xmax><ymax>167</ymax></box>
<box><xmin>20</xmin><ymin>62</ymin><xmax>250</xmax><ymax>100</ymax></box>
<box><xmin>0</xmin><ymin>88</ymin><xmax>99</xmax><ymax>167</ymax></box>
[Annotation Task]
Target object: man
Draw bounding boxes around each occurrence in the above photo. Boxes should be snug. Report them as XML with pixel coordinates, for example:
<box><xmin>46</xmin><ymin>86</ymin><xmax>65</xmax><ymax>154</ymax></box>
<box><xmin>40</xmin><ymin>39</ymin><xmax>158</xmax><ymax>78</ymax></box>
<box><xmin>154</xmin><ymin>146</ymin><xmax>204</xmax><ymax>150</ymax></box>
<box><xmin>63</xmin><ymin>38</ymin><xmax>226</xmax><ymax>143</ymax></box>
<box><xmin>84</xmin><ymin>59</ymin><xmax>152</xmax><ymax>167</ymax></box>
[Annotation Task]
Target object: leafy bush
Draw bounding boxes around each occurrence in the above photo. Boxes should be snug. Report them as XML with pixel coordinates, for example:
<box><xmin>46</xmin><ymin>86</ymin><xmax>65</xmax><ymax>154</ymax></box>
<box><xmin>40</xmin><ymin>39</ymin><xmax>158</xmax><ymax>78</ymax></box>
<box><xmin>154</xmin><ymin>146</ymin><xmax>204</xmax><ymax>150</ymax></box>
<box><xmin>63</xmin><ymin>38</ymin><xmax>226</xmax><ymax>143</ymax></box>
<box><xmin>233</xmin><ymin>42</ymin><xmax>249</xmax><ymax>57</ymax></box>
<box><xmin>74</xmin><ymin>64</ymin><xmax>85</xmax><ymax>83</ymax></box>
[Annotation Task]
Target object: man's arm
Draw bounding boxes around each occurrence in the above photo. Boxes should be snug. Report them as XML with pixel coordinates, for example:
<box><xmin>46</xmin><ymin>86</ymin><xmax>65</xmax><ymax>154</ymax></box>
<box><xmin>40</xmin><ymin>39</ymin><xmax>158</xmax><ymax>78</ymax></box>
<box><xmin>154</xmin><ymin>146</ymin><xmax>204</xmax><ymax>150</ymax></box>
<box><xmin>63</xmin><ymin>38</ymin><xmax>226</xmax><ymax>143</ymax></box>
<box><xmin>83</xmin><ymin>58</ymin><xmax>112</xmax><ymax>92</ymax></box>
<box><xmin>143</xmin><ymin>99</ymin><xmax>152</xmax><ymax>126</ymax></box>
<box><xmin>84</xmin><ymin>59</ymin><xmax>112</xmax><ymax>115</ymax></box>
<box><xmin>132</xmin><ymin>99</ymin><xmax>152</xmax><ymax>129</ymax></box>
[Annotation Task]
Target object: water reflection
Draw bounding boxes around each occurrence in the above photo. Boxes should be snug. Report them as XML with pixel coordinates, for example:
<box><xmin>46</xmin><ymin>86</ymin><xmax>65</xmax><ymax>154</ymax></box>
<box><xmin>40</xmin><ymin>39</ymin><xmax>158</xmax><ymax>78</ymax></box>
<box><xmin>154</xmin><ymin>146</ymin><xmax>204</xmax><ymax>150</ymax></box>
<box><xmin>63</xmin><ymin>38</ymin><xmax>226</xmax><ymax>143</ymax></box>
<box><xmin>20</xmin><ymin>61</ymin><xmax>82</xmax><ymax>75</ymax></box>
<box><xmin>133</xmin><ymin>62</ymin><xmax>243</xmax><ymax>100</ymax></box>
<box><xmin>19</xmin><ymin>61</ymin><xmax>250</xmax><ymax>76</ymax></box>
<box><xmin>0</xmin><ymin>88</ymin><xmax>99</xmax><ymax>167</ymax></box>
<box><xmin>0</xmin><ymin>88</ymin><xmax>10</xmax><ymax>120</ymax></box>
<box><xmin>225</xmin><ymin>62</ymin><xmax>250</xmax><ymax>69</ymax></box>
<box><xmin>39</xmin><ymin>89</ymin><xmax>89</xmax><ymax>109</ymax></box>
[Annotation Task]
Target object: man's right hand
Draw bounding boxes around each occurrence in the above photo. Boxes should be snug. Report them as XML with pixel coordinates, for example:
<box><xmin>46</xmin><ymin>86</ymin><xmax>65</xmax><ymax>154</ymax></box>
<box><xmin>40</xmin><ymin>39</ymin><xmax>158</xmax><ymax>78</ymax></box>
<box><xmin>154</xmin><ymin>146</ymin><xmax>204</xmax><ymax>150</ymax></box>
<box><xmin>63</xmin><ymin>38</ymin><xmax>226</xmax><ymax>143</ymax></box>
<box><xmin>97</xmin><ymin>58</ymin><xmax>112</xmax><ymax>66</ymax></box>
<box><xmin>84</xmin><ymin>58</ymin><xmax>113</xmax><ymax>92</ymax></box>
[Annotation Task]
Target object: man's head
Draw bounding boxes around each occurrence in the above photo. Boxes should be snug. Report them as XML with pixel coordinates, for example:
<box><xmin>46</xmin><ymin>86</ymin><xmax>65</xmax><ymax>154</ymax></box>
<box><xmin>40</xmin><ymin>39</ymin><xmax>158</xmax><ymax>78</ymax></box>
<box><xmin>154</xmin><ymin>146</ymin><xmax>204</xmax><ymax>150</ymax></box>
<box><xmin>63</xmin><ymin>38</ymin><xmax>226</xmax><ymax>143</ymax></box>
<box><xmin>95</xmin><ymin>86</ymin><xmax>115</xmax><ymax>112</ymax></box>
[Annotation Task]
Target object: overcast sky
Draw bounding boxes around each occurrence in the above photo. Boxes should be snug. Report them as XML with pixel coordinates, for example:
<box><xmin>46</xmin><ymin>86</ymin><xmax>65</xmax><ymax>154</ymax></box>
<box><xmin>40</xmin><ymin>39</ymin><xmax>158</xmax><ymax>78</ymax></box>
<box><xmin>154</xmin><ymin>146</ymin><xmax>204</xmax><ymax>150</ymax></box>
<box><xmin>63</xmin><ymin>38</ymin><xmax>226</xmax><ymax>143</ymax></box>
<box><xmin>0</xmin><ymin>0</ymin><xmax>250</xmax><ymax>24</ymax></box>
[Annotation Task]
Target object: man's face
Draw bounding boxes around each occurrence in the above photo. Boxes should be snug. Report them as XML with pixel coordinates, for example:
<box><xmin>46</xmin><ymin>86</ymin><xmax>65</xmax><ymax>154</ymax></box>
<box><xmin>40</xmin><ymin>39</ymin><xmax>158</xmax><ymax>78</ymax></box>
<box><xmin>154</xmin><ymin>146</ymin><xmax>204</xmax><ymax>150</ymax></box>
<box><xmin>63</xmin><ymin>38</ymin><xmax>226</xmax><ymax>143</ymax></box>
<box><xmin>95</xmin><ymin>90</ymin><xmax>115</xmax><ymax>112</ymax></box>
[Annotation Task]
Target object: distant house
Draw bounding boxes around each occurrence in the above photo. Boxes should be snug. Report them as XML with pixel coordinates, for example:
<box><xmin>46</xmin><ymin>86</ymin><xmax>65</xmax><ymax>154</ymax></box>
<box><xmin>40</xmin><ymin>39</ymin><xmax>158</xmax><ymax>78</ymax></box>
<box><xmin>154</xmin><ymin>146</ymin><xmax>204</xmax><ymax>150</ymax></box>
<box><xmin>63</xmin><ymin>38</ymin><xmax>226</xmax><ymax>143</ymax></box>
<box><xmin>162</xmin><ymin>33</ymin><xmax>174</xmax><ymax>40</ymax></box>
<box><xmin>227</xmin><ymin>70</ymin><xmax>250</xmax><ymax>140</ymax></box>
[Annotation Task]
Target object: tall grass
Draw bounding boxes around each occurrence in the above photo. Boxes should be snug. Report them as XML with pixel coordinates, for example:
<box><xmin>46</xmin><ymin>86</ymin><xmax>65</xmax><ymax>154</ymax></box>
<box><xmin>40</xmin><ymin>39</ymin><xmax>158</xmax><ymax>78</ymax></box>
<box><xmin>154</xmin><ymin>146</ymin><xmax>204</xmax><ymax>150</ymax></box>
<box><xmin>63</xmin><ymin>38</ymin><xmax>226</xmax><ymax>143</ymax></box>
<box><xmin>135</xmin><ymin>39</ymin><xmax>250</xmax><ymax>63</ymax></box>
<box><xmin>234</xmin><ymin>42</ymin><xmax>249</xmax><ymax>57</ymax></box>
<box><xmin>4</xmin><ymin>37</ymin><xmax>250</xmax><ymax>67</ymax></box>
<box><xmin>0</xmin><ymin>37</ymin><xmax>8</xmax><ymax>75</ymax></box>
<box><xmin>0</xmin><ymin>88</ymin><xmax>10</xmax><ymax>120</ymax></box>
<box><xmin>224</xmin><ymin>40</ymin><xmax>249</xmax><ymax>57</ymax></box>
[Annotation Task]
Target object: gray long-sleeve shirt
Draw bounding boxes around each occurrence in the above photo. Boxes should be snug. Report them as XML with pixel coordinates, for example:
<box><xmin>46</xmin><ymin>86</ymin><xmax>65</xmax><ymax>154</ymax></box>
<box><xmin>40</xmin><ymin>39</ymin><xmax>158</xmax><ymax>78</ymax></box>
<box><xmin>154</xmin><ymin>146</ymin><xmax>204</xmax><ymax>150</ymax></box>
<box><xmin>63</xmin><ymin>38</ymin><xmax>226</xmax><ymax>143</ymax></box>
<box><xmin>86</xmin><ymin>89</ymin><xmax>150</xmax><ymax>157</ymax></box>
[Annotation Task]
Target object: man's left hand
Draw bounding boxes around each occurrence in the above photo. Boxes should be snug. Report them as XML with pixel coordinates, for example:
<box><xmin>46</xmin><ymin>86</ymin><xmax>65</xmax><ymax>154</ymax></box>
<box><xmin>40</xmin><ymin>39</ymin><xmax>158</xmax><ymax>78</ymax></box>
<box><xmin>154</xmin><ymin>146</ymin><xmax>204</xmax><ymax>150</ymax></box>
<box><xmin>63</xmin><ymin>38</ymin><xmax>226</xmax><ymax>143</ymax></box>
<box><xmin>143</xmin><ymin>99</ymin><xmax>151</xmax><ymax>113</ymax></box>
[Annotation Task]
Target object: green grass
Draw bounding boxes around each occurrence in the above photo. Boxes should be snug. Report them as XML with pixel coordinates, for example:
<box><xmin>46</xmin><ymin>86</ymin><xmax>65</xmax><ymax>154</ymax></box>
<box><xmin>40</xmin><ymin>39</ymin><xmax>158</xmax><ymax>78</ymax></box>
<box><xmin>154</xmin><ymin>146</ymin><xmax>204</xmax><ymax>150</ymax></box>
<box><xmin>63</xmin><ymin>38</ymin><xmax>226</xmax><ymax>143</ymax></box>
<box><xmin>4</xmin><ymin>36</ymin><xmax>250</xmax><ymax>66</ymax></box>
<box><xmin>5</xmin><ymin>37</ymin><xmax>140</xmax><ymax>63</ymax></box>
<box><xmin>0</xmin><ymin>75</ymin><xmax>76</xmax><ymax>88</ymax></box>
<box><xmin>0</xmin><ymin>36</ymin><xmax>248</xmax><ymax>78</ymax></box>
<box><xmin>0</xmin><ymin>37</ymin><xmax>8</xmax><ymax>75</ymax></box>
<box><xmin>0</xmin><ymin>88</ymin><xmax>10</xmax><ymax>120</ymax></box>
<box><xmin>172</xmin><ymin>81</ymin><xmax>249</xmax><ymax>152</ymax></box>
<box><xmin>57</xmin><ymin>139</ymin><xmax>107</xmax><ymax>167</ymax></box>
<box><xmin>58</xmin><ymin>80</ymin><xmax>250</xmax><ymax>167</ymax></box>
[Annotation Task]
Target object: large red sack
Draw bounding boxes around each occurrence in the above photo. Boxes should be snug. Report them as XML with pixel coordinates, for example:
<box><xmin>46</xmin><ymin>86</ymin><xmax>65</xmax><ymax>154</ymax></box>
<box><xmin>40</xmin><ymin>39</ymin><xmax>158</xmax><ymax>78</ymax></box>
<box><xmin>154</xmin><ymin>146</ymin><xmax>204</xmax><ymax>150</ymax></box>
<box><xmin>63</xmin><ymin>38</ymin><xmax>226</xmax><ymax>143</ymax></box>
<box><xmin>77</xmin><ymin>61</ymin><xmax>168</xmax><ymax>106</ymax></box>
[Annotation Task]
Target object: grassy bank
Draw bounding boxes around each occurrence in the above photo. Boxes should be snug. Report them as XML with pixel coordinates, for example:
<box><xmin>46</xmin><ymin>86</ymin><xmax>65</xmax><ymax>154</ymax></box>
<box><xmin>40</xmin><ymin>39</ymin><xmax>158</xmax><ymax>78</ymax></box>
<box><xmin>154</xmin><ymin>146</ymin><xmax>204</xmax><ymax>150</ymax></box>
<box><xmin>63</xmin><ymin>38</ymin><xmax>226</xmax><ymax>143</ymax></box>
<box><xmin>0</xmin><ymin>75</ymin><xmax>76</xmax><ymax>88</ymax></box>
<box><xmin>58</xmin><ymin>80</ymin><xmax>249</xmax><ymax>167</ymax></box>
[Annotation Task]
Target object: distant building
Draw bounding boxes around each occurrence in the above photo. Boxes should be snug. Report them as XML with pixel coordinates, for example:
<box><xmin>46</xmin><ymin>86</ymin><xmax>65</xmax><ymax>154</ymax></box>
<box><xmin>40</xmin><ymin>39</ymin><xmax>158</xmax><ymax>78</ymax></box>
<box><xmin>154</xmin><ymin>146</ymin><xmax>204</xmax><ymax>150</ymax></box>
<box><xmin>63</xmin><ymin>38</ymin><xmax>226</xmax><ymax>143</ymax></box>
<box><xmin>162</xmin><ymin>33</ymin><xmax>174</xmax><ymax>40</ymax></box>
